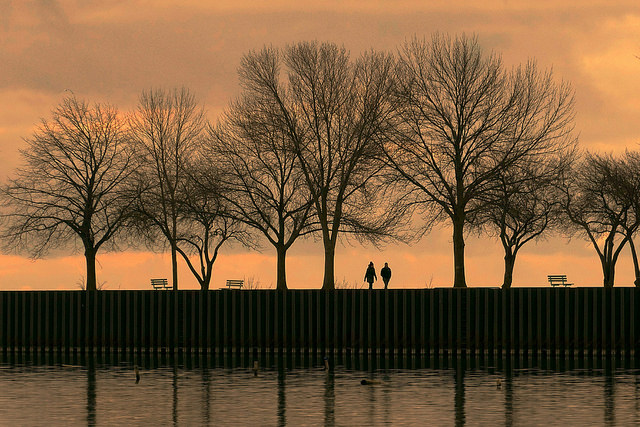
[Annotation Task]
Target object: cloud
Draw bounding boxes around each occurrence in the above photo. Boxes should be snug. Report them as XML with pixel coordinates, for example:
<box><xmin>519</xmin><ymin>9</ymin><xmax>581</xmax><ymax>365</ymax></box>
<box><xmin>0</xmin><ymin>89</ymin><xmax>62</xmax><ymax>172</ymax></box>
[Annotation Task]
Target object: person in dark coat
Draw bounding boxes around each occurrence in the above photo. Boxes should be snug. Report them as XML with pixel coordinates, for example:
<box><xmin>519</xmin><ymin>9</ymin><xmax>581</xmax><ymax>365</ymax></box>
<box><xmin>381</xmin><ymin>262</ymin><xmax>391</xmax><ymax>289</ymax></box>
<box><xmin>364</xmin><ymin>261</ymin><xmax>377</xmax><ymax>290</ymax></box>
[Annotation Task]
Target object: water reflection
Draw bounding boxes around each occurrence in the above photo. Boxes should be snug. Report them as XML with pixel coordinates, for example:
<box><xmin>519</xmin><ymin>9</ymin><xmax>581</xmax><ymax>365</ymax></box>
<box><xmin>0</xmin><ymin>351</ymin><xmax>639</xmax><ymax>425</ymax></box>
<box><xmin>172</xmin><ymin>364</ymin><xmax>178</xmax><ymax>425</ymax></box>
<box><xmin>455</xmin><ymin>363</ymin><xmax>465</xmax><ymax>426</ymax></box>
<box><xmin>201</xmin><ymin>367</ymin><xmax>211</xmax><ymax>426</ymax></box>
<box><xmin>503</xmin><ymin>370</ymin><xmax>514</xmax><ymax>427</ymax></box>
<box><xmin>86</xmin><ymin>358</ymin><xmax>96</xmax><ymax>426</ymax></box>
<box><xmin>604</xmin><ymin>365</ymin><xmax>614</xmax><ymax>426</ymax></box>
<box><xmin>381</xmin><ymin>374</ymin><xmax>391</xmax><ymax>425</ymax></box>
<box><xmin>366</xmin><ymin>372</ymin><xmax>375</xmax><ymax>426</ymax></box>
<box><xmin>278</xmin><ymin>367</ymin><xmax>286</xmax><ymax>427</ymax></box>
<box><xmin>324</xmin><ymin>371</ymin><xmax>335</xmax><ymax>426</ymax></box>
<box><xmin>637</xmin><ymin>374</ymin><xmax>640</xmax><ymax>412</ymax></box>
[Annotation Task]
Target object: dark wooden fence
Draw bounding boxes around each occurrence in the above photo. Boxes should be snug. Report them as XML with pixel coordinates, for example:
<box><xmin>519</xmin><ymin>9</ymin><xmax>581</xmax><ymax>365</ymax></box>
<box><xmin>0</xmin><ymin>288</ymin><xmax>638</xmax><ymax>353</ymax></box>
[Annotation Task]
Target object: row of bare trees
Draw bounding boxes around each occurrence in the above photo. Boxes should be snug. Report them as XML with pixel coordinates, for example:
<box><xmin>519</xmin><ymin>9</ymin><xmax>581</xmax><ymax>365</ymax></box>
<box><xmin>0</xmin><ymin>92</ymin><xmax>251</xmax><ymax>291</ymax></box>
<box><xmin>6</xmin><ymin>34</ymin><xmax>634</xmax><ymax>291</ymax></box>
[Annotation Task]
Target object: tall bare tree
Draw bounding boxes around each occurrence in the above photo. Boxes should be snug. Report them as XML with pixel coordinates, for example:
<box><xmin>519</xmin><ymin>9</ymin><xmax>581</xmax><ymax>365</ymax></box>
<box><xmin>208</xmin><ymin>98</ymin><xmax>316</xmax><ymax>290</ymax></box>
<box><xmin>386</xmin><ymin>34</ymin><xmax>575</xmax><ymax>287</ymax></box>
<box><xmin>560</xmin><ymin>152</ymin><xmax>636</xmax><ymax>287</ymax></box>
<box><xmin>0</xmin><ymin>97</ymin><xmax>134</xmax><ymax>291</ymax></box>
<box><xmin>175</xmin><ymin>162</ymin><xmax>252</xmax><ymax>291</ymax></box>
<box><xmin>238</xmin><ymin>42</ymin><xmax>405</xmax><ymax>290</ymax></box>
<box><xmin>129</xmin><ymin>88</ymin><xmax>206</xmax><ymax>290</ymax></box>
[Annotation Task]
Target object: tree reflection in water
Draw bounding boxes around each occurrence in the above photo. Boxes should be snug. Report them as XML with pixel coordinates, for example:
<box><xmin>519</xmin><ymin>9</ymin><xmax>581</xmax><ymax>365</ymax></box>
<box><xmin>277</xmin><ymin>366</ymin><xmax>286</xmax><ymax>427</ymax></box>
<box><xmin>454</xmin><ymin>363</ymin><xmax>465</xmax><ymax>426</ymax></box>
<box><xmin>86</xmin><ymin>358</ymin><xmax>96</xmax><ymax>426</ymax></box>
<box><xmin>0</xmin><ymin>351</ymin><xmax>636</xmax><ymax>425</ymax></box>
<box><xmin>604</xmin><ymin>359</ymin><xmax>615</xmax><ymax>427</ymax></box>
<box><xmin>324</xmin><ymin>370</ymin><xmax>335</xmax><ymax>426</ymax></box>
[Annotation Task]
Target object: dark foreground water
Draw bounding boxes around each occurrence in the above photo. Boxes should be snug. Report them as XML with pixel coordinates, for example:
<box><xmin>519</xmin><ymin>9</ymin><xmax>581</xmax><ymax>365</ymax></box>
<box><xmin>0</xmin><ymin>352</ymin><xmax>639</xmax><ymax>426</ymax></box>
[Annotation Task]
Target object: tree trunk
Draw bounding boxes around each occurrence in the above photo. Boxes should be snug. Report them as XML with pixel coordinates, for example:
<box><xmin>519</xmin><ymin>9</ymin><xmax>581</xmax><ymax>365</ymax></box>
<box><xmin>85</xmin><ymin>246</ymin><xmax>97</xmax><ymax>291</ymax></box>
<box><xmin>601</xmin><ymin>238</ymin><xmax>618</xmax><ymax>288</ymax></box>
<box><xmin>201</xmin><ymin>277</ymin><xmax>210</xmax><ymax>291</ymax></box>
<box><xmin>276</xmin><ymin>245</ymin><xmax>288</xmax><ymax>291</ymax></box>
<box><xmin>502</xmin><ymin>251</ymin><xmax>515</xmax><ymax>289</ymax></box>
<box><xmin>605</xmin><ymin>267</ymin><xmax>615</xmax><ymax>288</ymax></box>
<box><xmin>171</xmin><ymin>243</ymin><xmax>178</xmax><ymax>291</ymax></box>
<box><xmin>452</xmin><ymin>218</ymin><xmax>467</xmax><ymax>288</ymax></box>
<box><xmin>601</xmin><ymin>259</ymin><xmax>615</xmax><ymax>288</ymax></box>
<box><xmin>322</xmin><ymin>241</ymin><xmax>336</xmax><ymax>290</ymax></box>
<box><xmin>628</xmin><ymin>238</ymin><xmax>640</xmax><ymax>287</ymax></box>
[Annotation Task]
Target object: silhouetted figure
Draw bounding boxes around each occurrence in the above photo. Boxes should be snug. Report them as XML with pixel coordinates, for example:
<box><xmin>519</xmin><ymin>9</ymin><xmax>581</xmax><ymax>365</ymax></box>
<box><xmin>380</xmin><ymin>262</ymin><xmax>391</xmax><ymax>289</ymax></box>
<box><xmin>364</xmin><ymin>262</ymin><xmax>377</xmax><ymax>289</ymax></box>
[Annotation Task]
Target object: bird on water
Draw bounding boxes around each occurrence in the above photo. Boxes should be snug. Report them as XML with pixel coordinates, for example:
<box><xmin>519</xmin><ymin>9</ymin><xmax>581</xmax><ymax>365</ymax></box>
<box><xmin>134</xmin><ymin>366</ymin><xmax>140</xmax><ymax>384</ymax></box>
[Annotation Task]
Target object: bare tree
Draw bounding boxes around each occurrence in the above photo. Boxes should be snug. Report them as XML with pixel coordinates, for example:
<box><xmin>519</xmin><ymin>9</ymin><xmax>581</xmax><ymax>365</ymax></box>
<box><xmin>238</xmin><ymin>42</ymin><xmax>406</xmax><ymax>290</ymax></box>
<box><xmin>560</xmin><ymin>152</ymin><xmax>636</xmax><ymax>287</ymax></box>
<box><xmin>386</xmin><ymin>34</ymin><xmax>575</xmax><ymax>287</ymax></box>
<box><xmin>175</xmin><ymin>162</ymin><xmax>253</xmax><ymax>291</ymax></box>
<box><xmin>207</xmin><ymin>97</ymin><xmax>316</xmax><ymax>290</ymax></box>
<box><xmin>128</xmin><ymin>88</ymin><xmax>206</xmax><ymax>290</ymax></box>
<box><xmin>612</xmin><ymin>151</ymin><xmax>640</xmax><ymax>286</ymax></box>
<box><xmin>0</xmin><ymin>97</ymin><xmax>134</xmax><ymax>291</ymax></box>
<box><xmin>482</xmin><ymin>157</ymin><xmax>570</xmax><ymax>289</ymax></box>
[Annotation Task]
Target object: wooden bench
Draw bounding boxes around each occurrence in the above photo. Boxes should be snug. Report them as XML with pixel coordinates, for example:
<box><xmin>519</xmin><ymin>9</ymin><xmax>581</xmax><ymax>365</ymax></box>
<box><xmin>224</xmin><ymin>279</ymin><xmax>244</xmax><ymax>290</ymax></box>
<box><xmin>151</xmin><ymin>278</ymin><xmax>171</xmax><ymax>290</ymax></box>
<box><xmin>548</xmin><ymin>275</ymin><xmax>573</xmax><ymax>287</ymax></box>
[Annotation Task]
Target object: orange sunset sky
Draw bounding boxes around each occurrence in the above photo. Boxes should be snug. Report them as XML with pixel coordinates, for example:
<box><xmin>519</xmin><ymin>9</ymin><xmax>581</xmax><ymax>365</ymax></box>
<box><xmin>1</xmin><ymin>1</ymin><xmax>639</xmax><ymax>290</ymax></box>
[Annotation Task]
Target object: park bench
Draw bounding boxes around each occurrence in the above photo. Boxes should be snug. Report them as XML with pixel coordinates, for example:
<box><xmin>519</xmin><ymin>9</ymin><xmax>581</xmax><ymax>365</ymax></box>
<box><xmin>547</xmin><ymin>275</ymin><xmax>573</xmax><ymax>287</ymax></box>
<box><xmin>151</xmin><ymin>278</ymin><xmax>171</xmax><ymax>290</ymax></box>
<box><xmin>224</xmin><ymin>279</ymin><xmax>244</xmax><ymax>290</ymax></box>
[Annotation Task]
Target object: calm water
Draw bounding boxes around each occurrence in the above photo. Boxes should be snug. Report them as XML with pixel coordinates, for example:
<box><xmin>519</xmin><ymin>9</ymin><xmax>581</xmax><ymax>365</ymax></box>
<box><xmin>0</xmin><ymin>352</ymin><xmax>639</xmax><ymax>426</ymax></box>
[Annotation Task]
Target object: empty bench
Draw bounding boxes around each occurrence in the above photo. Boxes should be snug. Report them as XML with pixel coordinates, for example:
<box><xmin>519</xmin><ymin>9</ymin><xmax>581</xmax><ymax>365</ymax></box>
<box><xmin>224</xmin><ymin>279</ymin><xmax>244</xmax><ymax>290</ymax></box>
<box><xmin>548</xmin><ymin>275</ymin><xmax>573</xmax><ymax>287</ymax></box>
<box><xmin>151</xmin><ymin>278</ymin><xmax>171</xmax><ymax>290</ymax></box>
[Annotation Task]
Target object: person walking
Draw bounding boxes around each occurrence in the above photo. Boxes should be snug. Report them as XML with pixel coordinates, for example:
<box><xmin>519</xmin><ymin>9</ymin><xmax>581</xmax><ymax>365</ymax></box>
<box><xmin>364</xmin><ymin>261</ymin><xmax>377</xmax><ymax>290</ymax></box>
<box><xmin>381</xmin><ymin>262</ymin><xmax>391</xmax><ymax>289</ymax></box>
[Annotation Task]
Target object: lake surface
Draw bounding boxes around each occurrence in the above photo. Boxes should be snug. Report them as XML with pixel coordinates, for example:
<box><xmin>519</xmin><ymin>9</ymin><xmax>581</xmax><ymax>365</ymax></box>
<box><xmin>0</xmin><ymin>352</ymin><xmax>639</xmax><ymax>425</ymax></box>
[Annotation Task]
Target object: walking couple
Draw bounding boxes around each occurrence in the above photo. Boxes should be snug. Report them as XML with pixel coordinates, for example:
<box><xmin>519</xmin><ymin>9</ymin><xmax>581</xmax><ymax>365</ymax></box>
<box><xmin>364</xmin><ymin>261</ymin><xmax>391</xmax><ymax>290</ymax></box>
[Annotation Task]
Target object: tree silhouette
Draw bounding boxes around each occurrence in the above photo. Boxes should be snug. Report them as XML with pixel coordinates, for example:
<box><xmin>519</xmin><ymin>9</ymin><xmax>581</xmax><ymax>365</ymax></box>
<box><xmin>238</xmin><ymin>42</ymin><xmax>405</xmax><ymax>290</ymax></box>
<box><xmin>0</xmin><ymin>97</ymin><xmax>135</xmax><ymax>291</ymax></box>
<box><xmin>128</xmin><ymin>88</ymin><xmax>206</xmax><ymax>290</ymax></box>
<box><xmin>386</xmin><ymin>34</ymin><xmax>575</xmax><ymax>287</ymax></box>
<box><xmin>620</xmin><ymin>151</ymin><xmax>640</xmax><ymax>287</ymax></box>
<box><xmin>560</xmin><ymin>152</ymin><xmax>638</xmax><ymax>287</ymax></box>
<box><xmin>174</xmin><ymin>162</ymin><xmax>252</xmax><ymax>291</ymax></box>
<box><xmin>482</xmin><ymin>157</ymin><xmax>571</xmax><ymax>288</ymax></box>
<box><xmin>208</xmin><ymin>99</ymin><xmax>316</xmax><ymax>290</ymax></box>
